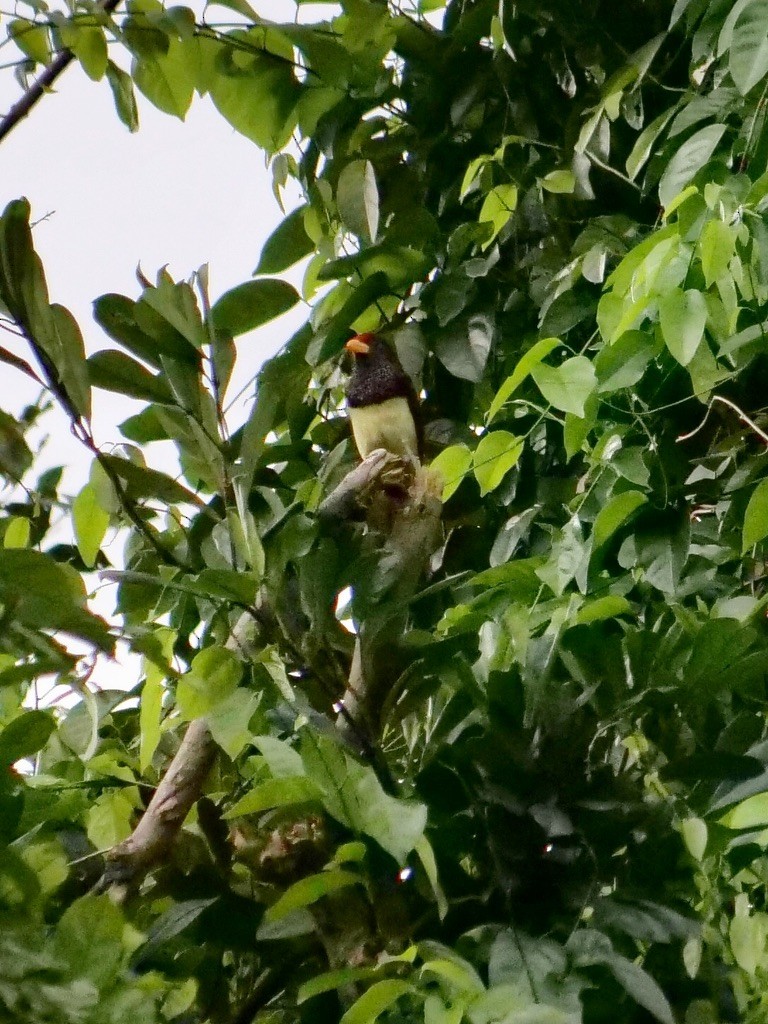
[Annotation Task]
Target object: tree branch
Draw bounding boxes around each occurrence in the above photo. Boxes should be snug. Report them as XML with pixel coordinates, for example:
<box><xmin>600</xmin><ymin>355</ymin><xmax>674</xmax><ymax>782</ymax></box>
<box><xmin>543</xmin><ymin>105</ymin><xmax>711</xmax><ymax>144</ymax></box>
<box><xmin>0</xmin><ymin>0</ymin><xmax>122</xmax><ymax>146</ymax></box>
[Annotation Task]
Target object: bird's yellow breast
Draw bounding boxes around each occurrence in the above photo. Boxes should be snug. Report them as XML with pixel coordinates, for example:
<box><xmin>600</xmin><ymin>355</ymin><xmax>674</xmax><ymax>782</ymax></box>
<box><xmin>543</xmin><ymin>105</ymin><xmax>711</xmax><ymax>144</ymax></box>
<box><xmin>348</xmin><ymin>396</ymin><xmax>419</xmax><ymax>461</ymax></box>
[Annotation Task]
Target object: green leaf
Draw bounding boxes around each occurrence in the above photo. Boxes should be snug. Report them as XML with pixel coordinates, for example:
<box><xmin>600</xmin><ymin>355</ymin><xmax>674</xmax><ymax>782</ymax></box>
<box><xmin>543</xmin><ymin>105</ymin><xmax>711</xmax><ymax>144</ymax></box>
<box><xmin>487</xmin><ymin>338</ymin><xmax>561</xmax><ymax>422</ymax></box>
<box><xmin>700</xmin><ymin>219</ymin><xmax>736</xmax><ymax>286</ymax></box>
<box><xmin>730</xmin><ymin>910</ymin><xmax>766</xmax><ymax>974</ymax></box>
<box><xmin>298</xmin><ymin>967</ymin><xmax>380</xmax><ymax>1004</ymax></box>
<box><xmin>176</xmin><ymin>646</ymin><xmax>242</xmax><ymax>719</ymax></box>
<box><xmin>0</xmin><ymin>711</ymin><xmax>55</xmax><ymax>765</ymax></box>
<box><xmin>595</xmin><ymin>331</ymin><xmax>659</xmax><ymax>393</ymax></box>
<box><xmin>87</xmin><ymin>350</ymin><xmax>173</xmax><ymax>403</ymax></box>
<box><xmin>225</xmin><ymin>776</ymin><xmax>321</xmax><ymax>818</ymax></box>
<box><xmin>605</xmin><ymin>954</ymin><xmax>675</xmax><ymax>1024</ymax></box>
<box><xmin>140</xmin><ymin>898</ymin><xmax>217</xmax><ymax>955</ymax></box>
<box><xmin>54</xmin><ymin>894</ymin><xmax>125</xmax><ymax>987</ymax></box>
<box><xmin>573</xmin><ymin>595</ymin><xmax>632</xmax><ymax>624</ymax></box>
<box><xmin>722</xmin><ymin>791</ymin><xmax>768</xmax><ymax>829</ymax></box>
<box><xmin>302</xmin><ymin>735</ymin><xmax>427</xmax><ymax>863</ymax></box>
<box><xmin>254</xmin><ymin>206</ymin><xmax>313</xmax><ymax>275</ymax></box>
<box><xmin>72</xmin><ymin>482</ymin><xmax>110</xmax><ymax>569</ymax></box>
<box><xmin>10</xmin><ymin>18</ymin><xmax>50</xmax><ymax>63</ymax></box>
<box><xmin>106</xmin><ymin>61</ymin><xmax>139</xmax><ymax>131</ymax></box>
<box><xmin>99</xmin><ymin>453</ymin><xmax>205</xmax><ymax>506</ymax></box>
<box><xmin>133</xmin><ymin>37</ymin><xmax>195</xmax><ymax>118</ymax></box>
<box><xmin>658</xmin><ymin>288</ymin><xmax>706</xmax><ymax>365</ymax></box>
<box><xmin>4</xmin><ymin>517</ymin><xmax>30</xmax><ymax>549</ymax></box>
<box><xmin>435</xmin><ymin>313</ymin><xmax>494</xmax><ymax>382</ymax></box>
<box><xmin>479</xmin><ymin>183</ymin><xmax>517</xmax><ymax>247</ymax></box>
<box><xmin>209</xmin><ymin>49</ymin><xmax>299</xmax><ymax>152</ymax></box>
<box><xmin>540</xmin><ymin>169</ymin><xmax>575</xmax><ymax>194</ymax></box>
<box><xmin>59</xmin><ymin>24</ymin><xmax>108</xmax><ymax>81</ymax></box>
<box><xmin>0</xmin><ymin>548</ymin><xmax>112</xmax><ymax>651</ymax></box>
<box><xmin>430</xmin><ymin>444</ymin><xmax>473</xmax><ymax>501</ymax></box>
<box><xmin>681</xmin><ymin>817</ymin><xmax>707</xmax><ymax>861</ymax></box>
<box><xmin>337</xmin><ymin>160</ymin><xmax>380</xmax><ymax>244</ymax></box>
<box><xmin>625</xmin><ymin>108</ymin><xmax>676</xmax><ymax>181</ymax></box>
<box><xmin>729</xmin><ymin>0</ymin><xmax>768</xmax><ymax>94</ymax></box>
<box><xmin>86</xmin><ymin>791</ymin><xmax>134</xmax><ymax>849</ymax></box>
<box><xmin>592</xmin><ymin>491</ymin><xmax>647</xmax><ymax>548</ymax></box>
<box><xmin>531</xmin><ymin>356</ymin><xmax>597</xmax><ymax>416</ymax></box>
<box><xmin>211</xmin><ymin>279</ymin><xmax>300</xmax><ymax>336</ymax></box>
<box><xmin>658</xmin><ymin>124</ymin><xmax>726</xmax><ymax>208</ymax></box>
<box><xmin>473</xmin><ymin>431</ymin><xmax>524</xmax><ymax>495</ymax></box>
<box><xmin>743</xmin><ymin>478</ymin><xmax>768</xmax><ymax>551</ymax></box>
<box><xmin>340</xmin><ymin>980</ymin><xmax>414</xmax><ymax>1024</ymax></box>
<box><xmin>50</xmin><ymin>304</ymin><xmax>91</xmax><ymax>421</ymax></box>
<box><xmin>264</xmin><ymin>870</ymin><xmax>360</xmax><ymax>922</ymax></box>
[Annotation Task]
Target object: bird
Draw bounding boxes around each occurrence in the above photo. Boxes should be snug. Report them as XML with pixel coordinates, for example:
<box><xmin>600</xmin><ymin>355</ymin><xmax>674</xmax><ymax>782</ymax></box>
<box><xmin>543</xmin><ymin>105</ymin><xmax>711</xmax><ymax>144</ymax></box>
<box><xmin>344</xmin><ymin>333</ymin><xmax>422</xmax><ymax>463</ymax></box>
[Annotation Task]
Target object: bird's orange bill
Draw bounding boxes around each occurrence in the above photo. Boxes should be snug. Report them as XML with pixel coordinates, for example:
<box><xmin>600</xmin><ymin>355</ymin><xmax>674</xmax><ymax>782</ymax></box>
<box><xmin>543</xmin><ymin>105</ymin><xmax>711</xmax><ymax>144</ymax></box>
<box><xmin>345</xmin><ymin>335</ymin><xmax>372</xmax><ymax>355</ymax></box>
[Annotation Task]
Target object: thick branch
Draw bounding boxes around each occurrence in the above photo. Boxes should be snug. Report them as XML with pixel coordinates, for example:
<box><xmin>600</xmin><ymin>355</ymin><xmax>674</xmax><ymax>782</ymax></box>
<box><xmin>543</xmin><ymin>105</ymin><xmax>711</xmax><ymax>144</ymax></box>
<box><xmin>102</xmin><ymin>718</ymin><xmax>216</xmax><ymax>890</ymax></box>
<box><xmin>0</xmin><ymin>0</ymin><xmax>122</xmax><ymax>145</ymax></box>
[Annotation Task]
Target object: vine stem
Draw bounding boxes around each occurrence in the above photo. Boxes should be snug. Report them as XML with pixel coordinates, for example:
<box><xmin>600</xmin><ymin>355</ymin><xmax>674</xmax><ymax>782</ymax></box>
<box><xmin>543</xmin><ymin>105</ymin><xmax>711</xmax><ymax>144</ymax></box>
<box><xmin>0</xmin><ymin>0</ymin><xmax>121</xmax><ymax>145</ymax></box>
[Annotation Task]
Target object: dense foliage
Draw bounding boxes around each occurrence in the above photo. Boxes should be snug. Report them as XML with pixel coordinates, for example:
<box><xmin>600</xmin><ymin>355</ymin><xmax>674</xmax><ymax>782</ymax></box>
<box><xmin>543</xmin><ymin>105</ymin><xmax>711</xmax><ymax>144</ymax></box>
<box><xmin>4</xmin><ymin>0</ymin><xmax>768</xmax><ymax>1021</ymax></box>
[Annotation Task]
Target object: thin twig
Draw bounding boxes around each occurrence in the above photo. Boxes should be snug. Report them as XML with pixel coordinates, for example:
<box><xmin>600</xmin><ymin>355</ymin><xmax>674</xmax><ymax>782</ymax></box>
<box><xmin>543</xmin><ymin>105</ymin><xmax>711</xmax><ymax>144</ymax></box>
<box><xmin>676</xmin><ymin>394</ymin><xmax>768</xmax><ymax>447</ymax></box>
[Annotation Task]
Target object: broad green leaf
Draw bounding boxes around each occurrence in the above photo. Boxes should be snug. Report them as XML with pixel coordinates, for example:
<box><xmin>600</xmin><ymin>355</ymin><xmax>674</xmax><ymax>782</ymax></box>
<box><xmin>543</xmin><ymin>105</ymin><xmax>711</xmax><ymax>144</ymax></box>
<box><xmin>435</xmin><ymin>313</ymin><xmax>494</xmax><ymax>382</ymax></box>
<box><xmin>573</xmin><ymin>595</ymin><xmax>632</xmax><ymax>624</ymax></box>
<box><xmin>722</xmin><ymin>791</ymin><xmax>768</xmax><ymax>828</ymax></box>
<box><xmin>658</xmin><ymin>288</ymin><xmax>706</xmax><ymax>365</ymax></box>
<box><xmin>729</xmin><ymin>0</ymin><xmax>768</xmax><ymax>94</ymax></box>
<box><xmin>658</xmin><ymin>124</ymin><xmax>726</xmax><ymax>209</ymax></box>
<box><xmin>298</xmin><ymin>967</ymin><xmax>380</xmax><ymax>1003</ymax></box>
<box><xmin>99</xmin><ymin>453</ymin><xmax>205</xmax><ymax>506</ymax></box>
<box><xmin>742</xmin><ymin>478</ymin><xmax>768</xmax><ymax>551</ymax></box>
<box><xmin>254</xmin><ymin>735</ymin><xmax>305</xmax><ymax>777</ymax></box>
<box><xmin>487</xmin><ymin>338</ymin><xmax>560</xmax><ymax>422</ymax></box>
<box><xmin>106</xmin><ymin>60</ymin><xmax>139</xmax><ymax>131</ymax></box>
<box><xmin>139</xmin><ymin>673</ymin><xmax>163</xmax><ymax>774</ymax></box>
<box><xmin>133</xmin><ymin>38</ymin><xmax>195</xmax><ymax>118</ymax></box>
<box><xmin>140</xmin><ymin>898</ymin><xmax>217</xmax><ymax>954</ymax></box>
<box><xmin>592</xmin><ymin>491</ymin><xmax>647</xmax><ymax>548</ymax></box>
<box><xmin>302</xmin><ymin>735</ymin><xmax>427</xmax><ymax>863</ymax></box>
<box><xmin>605</xmin><ymin>954</ymin><xmax>674</xmax><ymax>1024</ymax></box>
<box><xmin>264</xmin><ymin>870</ymin><xmax>360</xmax><ymax>922</ymax></box>
<box><xmin>430</xmin><ymin>444</ymin><xmax>473</xmax><ymax>501</ymax></box>
<box><xmin>626</xmin><ymin>108</ymin><xmax>676</xmax><ymax>180</ymax></box>
<box><xmin>209</xmin><ymin>51</ymin><xmax>299</xmax><ymax>152</ymax></box>
<box><xmin>87</xmin><ymin>350</ymin><xmax>173</xmax><ymax>403</ymax></box>
<box><xmin>700</xmin><ymin>219</ymin><xmax>736</xmax><ymax>286</ymax></box>
<box><xmin>9</xmin><ymin>18</ymin><xmax>50</xmax><ymax>63</ymax></box>
<box><xmin>59</xmin><ymin>24</ymin><xmax>108</xmax><ymax>81</ymax></box>
<box><xmin>51</xmin><ymin>304</ymin><xmax>92</xmax><ymax>421</ymax></box>
<box><xmin>531</xmin><ymin>356</ymin><xmax>597</xmax><ymax>416</ymax></box>
<box><xmin>72</xmin><ymin>482</ymin><xmax>110</xmax><ymax>568</ymax></box>
<box><xmin>337</xmin><ymin>160</ymin><xmax>379</xmax><ymax>244</ymax></box>
<box><xmin>86</xmin><ymin>791</ymin><xmax>134</xmax><ymax>849</ymax></box>
<box><xmin>473</xmin><ymin>431</ymin><xmax>524</xmax><ymax>495</ymax></box>
<box><xmin>0</xmin><ymin>710</ymin><xmax>55</xmax><ymax>765</ymax></box>
<box><xmin>207</xmin><ymin>688</ymin><xmax>262</xmax><ymax>760</ymax></box>
<box><xmin>340</xmin><ymin>980</ymin><xmax>414</xmax><ymax>1024</ymax></box>
<box><xmin>540</xmin><ymin>170</ymin><xmax>575</xmax><ymax>194</ymax></box>
<box><xmin>730</xmin><ymin>905</ymin><xmax>767</xmax><ymax>974</ymax></box>
<box><xmin>176</xmin><ymin>646</ymin><xmax>242</xmax><ymax>719</ymax></box>
<box><xmin>595</xmin><ymin>330</ymin><xmax>659</xmax><ymax>393</ymax></box>
<box><xmin>0</xmin><ymin>548</ymin><xmax>112</xmax><ymax>651</ymax></box>
<box><xmin>478</xmin><ymin>183</ymin><xmax>518</xmax><ymax>248</ymax></box>
<box><xmin>225</xmin><ymin>776</ymin><xmax>321</xmax><ymax>818</ymax></box>
<box><xmin>4</xmin><ymin>517</ymin><xmax>30</xmax><ymax>549</ymax></box>
<box><xmin>211</xmin><ymin>279</ymin><xmax>300</xmax><ymax>336</ymax></box>
<box><xmin>54</xmin><ymin>894</ymin><xmax>125</xmax><ymax>987</ymax></box>
<box><xmin>681</xmin><ymin>817</ymin><xmax>707</xmax><ymax>861</ymax></box>
<box><xmin>254</xmin><ymin>206</ymin><xmax>313</xmax><ymax>275</ymax></box>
